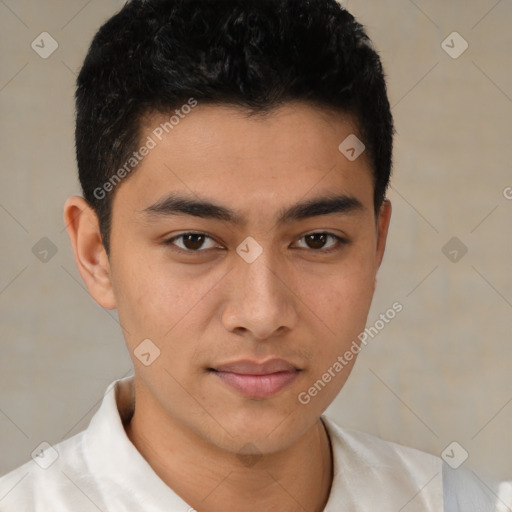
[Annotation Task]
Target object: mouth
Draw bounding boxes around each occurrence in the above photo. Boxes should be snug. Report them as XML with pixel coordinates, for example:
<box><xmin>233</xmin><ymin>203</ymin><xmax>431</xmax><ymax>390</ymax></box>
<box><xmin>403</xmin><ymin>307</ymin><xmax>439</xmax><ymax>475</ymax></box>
<box><xmin>208</xmin><ymin>358</ymin><xmax>302</xmax><ymax>399</ymax></box>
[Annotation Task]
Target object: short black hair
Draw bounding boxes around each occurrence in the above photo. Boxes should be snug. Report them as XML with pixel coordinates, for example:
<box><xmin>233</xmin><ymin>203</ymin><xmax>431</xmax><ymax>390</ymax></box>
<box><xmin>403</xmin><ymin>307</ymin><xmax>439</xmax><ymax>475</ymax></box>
<box><xmin>75</xmin><ymin>0</ymin><xmax>394</xmax><ymax>256</ymax></box>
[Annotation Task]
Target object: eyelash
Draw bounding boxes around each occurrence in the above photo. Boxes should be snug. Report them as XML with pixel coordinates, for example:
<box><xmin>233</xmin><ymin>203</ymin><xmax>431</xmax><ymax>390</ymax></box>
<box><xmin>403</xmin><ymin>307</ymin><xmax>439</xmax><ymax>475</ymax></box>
<box><xmin>163</xmin><ymin>231</ymin><xmax>348</xmax><ymax>255</ymax></box>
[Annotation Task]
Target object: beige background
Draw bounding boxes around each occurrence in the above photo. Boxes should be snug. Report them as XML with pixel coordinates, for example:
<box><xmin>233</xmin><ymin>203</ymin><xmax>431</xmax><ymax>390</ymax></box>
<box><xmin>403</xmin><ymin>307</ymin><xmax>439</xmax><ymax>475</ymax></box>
<box><xmin>1</xmin><ymin>0</ymin><xmax>511</xmax><ymax>487</ymax></box>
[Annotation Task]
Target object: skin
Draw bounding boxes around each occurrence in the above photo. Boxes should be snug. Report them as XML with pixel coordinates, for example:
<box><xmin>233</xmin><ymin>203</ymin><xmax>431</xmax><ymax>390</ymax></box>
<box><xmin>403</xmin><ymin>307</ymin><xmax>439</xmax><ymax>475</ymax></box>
<box><xmin>64</xmin><ymin>102</ymin><xmax>391</xmax><ymax>512</ymax></box>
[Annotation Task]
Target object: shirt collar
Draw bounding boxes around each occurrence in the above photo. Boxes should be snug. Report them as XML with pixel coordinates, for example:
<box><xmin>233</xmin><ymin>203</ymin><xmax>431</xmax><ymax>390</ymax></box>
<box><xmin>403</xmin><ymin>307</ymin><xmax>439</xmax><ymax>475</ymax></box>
<box><xmin>85</xmin><ymin>377</ymin><xmax>443</xmax><ymax>510</ymax></box>
<box><xmin>84</xmin><ymin>376</ymin><xmax>192</xmax><ymax>510</ymax></box>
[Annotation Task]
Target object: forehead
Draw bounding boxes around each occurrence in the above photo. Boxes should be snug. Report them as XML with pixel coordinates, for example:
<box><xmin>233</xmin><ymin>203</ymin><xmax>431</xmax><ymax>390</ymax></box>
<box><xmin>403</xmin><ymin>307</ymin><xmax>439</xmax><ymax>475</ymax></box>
<box><xmin>112</xmin><ymin>102</ymin><xmax>374</xmax><ymax>216</ymax></box>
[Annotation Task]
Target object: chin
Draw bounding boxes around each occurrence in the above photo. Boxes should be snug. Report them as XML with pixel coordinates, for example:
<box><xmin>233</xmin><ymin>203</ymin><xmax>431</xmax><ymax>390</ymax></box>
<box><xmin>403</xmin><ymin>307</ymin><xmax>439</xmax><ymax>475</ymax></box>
<box><xmin>215</xmin><ymin>408</ymin><xmax>313</xmax><ymax>452</ymax></box>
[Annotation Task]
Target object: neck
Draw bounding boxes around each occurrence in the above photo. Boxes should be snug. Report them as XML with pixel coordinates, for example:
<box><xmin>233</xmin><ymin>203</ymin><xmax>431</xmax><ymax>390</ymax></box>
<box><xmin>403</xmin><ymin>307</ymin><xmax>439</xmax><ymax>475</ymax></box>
<box><xmin>124</xmin><ymin>385</ymin><xmax>333</xmax><ymax>512</ymax></box>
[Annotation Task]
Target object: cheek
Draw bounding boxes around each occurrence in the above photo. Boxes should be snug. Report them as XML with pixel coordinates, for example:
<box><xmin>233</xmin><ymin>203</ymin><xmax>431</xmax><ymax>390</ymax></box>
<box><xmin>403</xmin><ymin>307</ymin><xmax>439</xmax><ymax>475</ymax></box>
<box><xmin>332</xmin><ymin>272</ymin><xmax>375</xmax><ymax>328</ymax></box>
<box><xmin>296</xmin><ymin>273</ymin><xmax>374</xmax><ymax>410</ymax></box>
<box><xmin>295</xmin><ymin>254</ymin><xmax>377</xmax><ymax>381</ymax></box>
<box><xmin>111</xmin><ymin>253</ymin><xmax>218</xmax><ymax>351</ymax></box>
<box><xmin>302</xmin><ymin>258</ymin><xmax>376</xmax><ymax>332</ymax></box>
<box><xmin>109</xmin><ymin>252</ymin><xmax>173</xmax><ymax>342</ymax></box>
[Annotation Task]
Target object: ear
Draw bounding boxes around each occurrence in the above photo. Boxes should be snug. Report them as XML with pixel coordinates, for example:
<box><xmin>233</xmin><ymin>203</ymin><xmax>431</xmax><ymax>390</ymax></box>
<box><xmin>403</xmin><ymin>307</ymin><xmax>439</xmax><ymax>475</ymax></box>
<box><xmin>63</xmin><ymin>196</ymin><xmax>116</xmax><ymax>310</ymax></box>
<box><xmin>374</xmin><ymin>199</ymin><xmax>392</xmax><ymax>289</ymax></box>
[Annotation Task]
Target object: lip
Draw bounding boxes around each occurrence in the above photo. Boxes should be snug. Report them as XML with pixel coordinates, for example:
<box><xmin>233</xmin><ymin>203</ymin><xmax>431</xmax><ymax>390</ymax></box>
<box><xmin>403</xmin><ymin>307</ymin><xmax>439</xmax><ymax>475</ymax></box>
<box><xmin>209</xmin><ymin>358</ymin><xmax>301</xmax><ymax>398</ymax></box>
<box><xmin>212</xmin><ymin>358</ymin><xmax>299</xmax><ymax>375</ymax></box>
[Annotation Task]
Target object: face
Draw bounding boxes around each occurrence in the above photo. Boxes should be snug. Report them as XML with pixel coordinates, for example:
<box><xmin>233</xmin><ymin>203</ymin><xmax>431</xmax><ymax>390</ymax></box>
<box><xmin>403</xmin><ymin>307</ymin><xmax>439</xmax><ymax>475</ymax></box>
<box><xmin>91</xmin><ymin>102</ymin><xmax>390</xmax><ymax>455</ymax></box>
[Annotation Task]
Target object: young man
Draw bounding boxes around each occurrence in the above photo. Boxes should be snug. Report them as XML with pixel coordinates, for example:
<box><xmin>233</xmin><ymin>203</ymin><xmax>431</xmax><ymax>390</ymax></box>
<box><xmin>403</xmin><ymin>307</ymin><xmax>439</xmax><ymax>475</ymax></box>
<box><xmin>0</xmin><ymin>0</ymin><xmax>508</xmax><ymax>510</ymax></box>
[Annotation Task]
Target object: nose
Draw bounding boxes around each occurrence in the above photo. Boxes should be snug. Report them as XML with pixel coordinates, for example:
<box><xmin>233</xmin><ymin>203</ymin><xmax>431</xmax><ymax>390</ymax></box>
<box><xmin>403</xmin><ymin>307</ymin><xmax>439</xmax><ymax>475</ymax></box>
<box><xmin>221</xmin><ymin>248</ymin><xmax>299</xmax><ymax>340</ymax></box>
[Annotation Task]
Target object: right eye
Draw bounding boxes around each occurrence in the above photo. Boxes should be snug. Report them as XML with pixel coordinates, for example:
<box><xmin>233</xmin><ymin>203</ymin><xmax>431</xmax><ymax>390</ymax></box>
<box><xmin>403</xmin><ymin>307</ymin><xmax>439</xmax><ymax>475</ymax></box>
<box><xmin>163</xmin><ymin>232</ymin><xmax>222</xmax><ymax>253</ymax></box>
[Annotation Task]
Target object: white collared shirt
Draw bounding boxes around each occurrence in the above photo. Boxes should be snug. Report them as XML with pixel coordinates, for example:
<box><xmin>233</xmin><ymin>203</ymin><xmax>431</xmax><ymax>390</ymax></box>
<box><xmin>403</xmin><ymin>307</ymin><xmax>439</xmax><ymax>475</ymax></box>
<box><xmin>0</xmin><ymin>377</ymin><xmax>508</xmax><ymax>511</ymax></box>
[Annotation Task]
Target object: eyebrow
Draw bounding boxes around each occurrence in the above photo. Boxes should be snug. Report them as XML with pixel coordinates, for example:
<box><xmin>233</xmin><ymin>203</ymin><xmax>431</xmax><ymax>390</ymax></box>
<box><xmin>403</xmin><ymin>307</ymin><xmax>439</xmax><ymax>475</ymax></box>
<box><xmin>141</xmin><ymin>192</ymin><xmax>365</xmax><ymax>226</ymax></box>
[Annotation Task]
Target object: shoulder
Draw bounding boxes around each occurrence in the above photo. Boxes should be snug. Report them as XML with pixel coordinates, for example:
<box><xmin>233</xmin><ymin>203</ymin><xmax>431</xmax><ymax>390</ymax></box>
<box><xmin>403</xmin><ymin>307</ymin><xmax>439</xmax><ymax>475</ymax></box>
<box><xmin>321</xmin><ymin>415</ymin><xmax>508</xmax><ymax>512</ymax></box>
<box><xmin>0</xmin><ymin>432</ymin><xmax>101</xmax><ymax>512</ymax></box>
<box><xmin>442</xmin><ymin>464</ymin><xmax>512</xmax><ymax>512</ymax></box>
<box><xmin>322</xmin><ymin>415</ymin><xmax>441</xmax><ymax>471</ymax></box>
<box><xmin>321</xmin><ymin>416</ymin><xmax>443</xmax><ymax>510</ymax></box>
<box><xmin>0</xmin><ymin>379</ymin><xmax>126</xmax><ymax>512</ymax></box>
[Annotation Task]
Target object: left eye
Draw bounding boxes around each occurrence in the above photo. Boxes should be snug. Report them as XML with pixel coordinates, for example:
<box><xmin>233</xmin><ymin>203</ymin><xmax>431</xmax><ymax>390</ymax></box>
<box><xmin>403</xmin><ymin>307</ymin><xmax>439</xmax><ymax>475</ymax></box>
<box><xmin>164</xmin><ymin>232</ymin><xmax>345</xmax><ymax>253</ymax></box>
<box><xmin>293</xmin><ymin>233</ymin><xmax>344</xmax><ymax>251</ymax></box>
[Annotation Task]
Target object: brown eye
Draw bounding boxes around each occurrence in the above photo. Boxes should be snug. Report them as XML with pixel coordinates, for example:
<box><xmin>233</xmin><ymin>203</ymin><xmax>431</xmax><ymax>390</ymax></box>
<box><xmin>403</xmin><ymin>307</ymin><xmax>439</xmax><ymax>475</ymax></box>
<box><xmin>295</xmin><ymin>233</ymin><xmax>345</xmax><ymax>251</ymax></box>
<box><xmin>305</xmin><ymin>233</ymin><xmax>329</xmax><ymax>249</ymax></box>
<box><xmin>182</xmin><ymin>234</ymin><xmax>207</xmax><ymax>250</ymax></box>
<box><xmin>165</xmin><ymin>233</ymin><xmax>219</xmax><ymax>252</ymax></box>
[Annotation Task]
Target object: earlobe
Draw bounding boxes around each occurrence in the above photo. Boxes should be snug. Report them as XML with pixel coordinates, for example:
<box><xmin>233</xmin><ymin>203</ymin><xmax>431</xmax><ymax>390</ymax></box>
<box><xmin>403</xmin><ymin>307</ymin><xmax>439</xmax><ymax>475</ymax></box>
<box><xmin>63</xmin><ymin>196</ymin><xmax>117</xmax><ymax>310</ymax></box>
